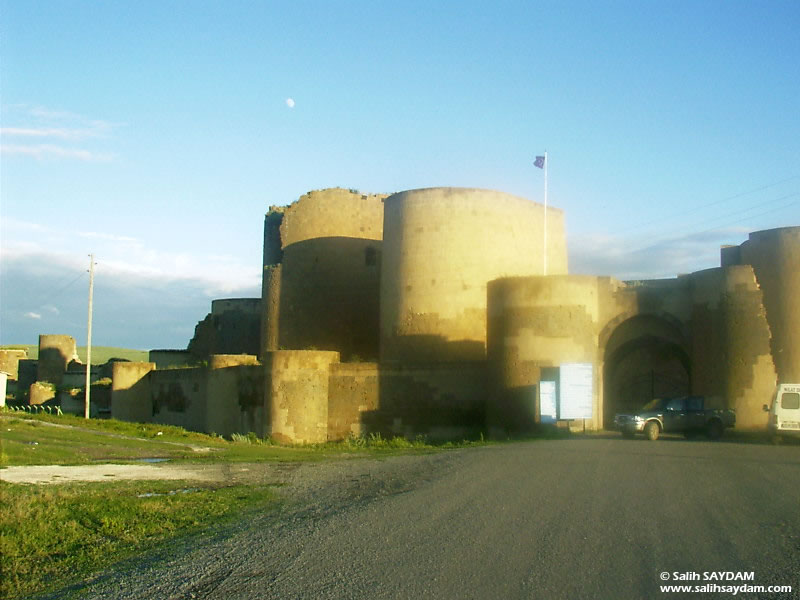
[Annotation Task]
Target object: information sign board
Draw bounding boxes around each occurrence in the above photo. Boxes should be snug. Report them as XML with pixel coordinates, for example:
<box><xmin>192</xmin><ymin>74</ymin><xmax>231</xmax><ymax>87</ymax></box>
<box><xmin>539</xmin><ymin>381</ymin><xmax>557</xmax><ymax>424</ymax></box>
<box><xmin>558</xmin><ymin>363</ymin><xmax>593</xmax><ymax>420</ymax></box>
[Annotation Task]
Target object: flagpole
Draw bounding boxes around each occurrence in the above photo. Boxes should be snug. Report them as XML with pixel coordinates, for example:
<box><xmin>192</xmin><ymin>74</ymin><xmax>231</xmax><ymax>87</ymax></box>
<box><xmin>543</xmin><ymin>150</ymin><xmax>548</xmax><ymax>276</ymax></box>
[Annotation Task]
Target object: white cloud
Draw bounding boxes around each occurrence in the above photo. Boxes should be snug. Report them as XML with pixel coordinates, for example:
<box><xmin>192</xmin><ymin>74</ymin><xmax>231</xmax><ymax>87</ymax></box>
<box><xmin>568</xmin><ymin>227</ymin><xmax>750</xmax><ymax>281</ymax></box>
<box><xmin>286</xmin><ymin>98</ymin><xmax>295</xmax><ymax>108</ymax></box>
<box><xmin>1</xmin><ymin>143</ymin><xmax>113</xmax><ymax>162</ymax></box>
<box><xmin>43</xmin><ymin>305</ymin><xmax>60</xmax><ymax>316</ymax></box>
<box><xmin>1</xmin><ymin>127</ymin><xmax>99</xmax><ymax>140</ymax></box>
<box><xmin>24</xmin><ymin>312</ymin><xmax>42</xmax><ymax>320</ymax></box>
<box><xmin>0</xmin><ymin>105</ymin><xmax>119</xmax><ymax>161</ymax></box>
<box><xmin>77</xmin><ymin>231</ymin><xmax>140</xmax><ymax>243</ymax></box>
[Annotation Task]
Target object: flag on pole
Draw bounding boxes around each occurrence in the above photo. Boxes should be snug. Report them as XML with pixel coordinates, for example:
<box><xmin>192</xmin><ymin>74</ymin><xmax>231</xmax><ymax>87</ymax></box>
<box><xmin>534</xmin><ymin>155</ymin><xmax>545</xmax><ymax>169</ymax></box>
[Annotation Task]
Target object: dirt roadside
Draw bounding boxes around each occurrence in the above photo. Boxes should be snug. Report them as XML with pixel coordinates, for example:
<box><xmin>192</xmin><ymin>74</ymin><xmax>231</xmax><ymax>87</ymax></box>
<box><xmin>0</xmin><ymin>461</ymin><xmax>302</xmax><ymax>485</ymax></box>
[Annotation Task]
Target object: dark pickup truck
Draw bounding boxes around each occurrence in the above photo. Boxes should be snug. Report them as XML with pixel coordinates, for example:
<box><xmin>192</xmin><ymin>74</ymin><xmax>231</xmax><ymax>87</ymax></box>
<box><xmin>614</xmin><ymin>396</ymin><xmax>736</xmax><ymax>441</ymax></box>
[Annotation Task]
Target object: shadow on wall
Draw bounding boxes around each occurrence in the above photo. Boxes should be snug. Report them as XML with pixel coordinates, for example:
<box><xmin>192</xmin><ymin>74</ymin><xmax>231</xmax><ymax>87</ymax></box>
<box><xmin>37</xmin><ymin>348</ymin><xmax>71</xmax><ymax>385</ymax></box>
<box><xmin>486</xmin><ymin>384</ymin><xmax>539</xmax><ymax>435</ymax></box>
<box><xmin>359</xmin><ymin>361</ymin><xmax>487</xmax><ymax>441</ymax></box>
<box><xmin>278</xmin><ymin>237</ymin><xmax>382</xmax><ymax>362</ymax></box>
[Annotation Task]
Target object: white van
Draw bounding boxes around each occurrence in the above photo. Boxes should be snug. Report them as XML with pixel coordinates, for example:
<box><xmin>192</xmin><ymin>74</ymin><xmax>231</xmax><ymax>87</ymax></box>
<box><xmin>764</xmin><ymin>384</ymin><xmax>800</xmax><ymax>441</ymax></box>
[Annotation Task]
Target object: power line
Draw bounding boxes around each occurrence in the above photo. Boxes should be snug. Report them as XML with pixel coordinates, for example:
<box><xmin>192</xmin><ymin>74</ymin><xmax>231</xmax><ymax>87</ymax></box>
<box><xmin>35</xmin><ymin>269</ymin><xmax>87</xmax><ymax>307</ymax></box>
<box><xmin>631</xmin><ymin>196</ymin><xmax>799</xmax><ymax>255</ymax></box>
<box><xmin>617</xmin><ymin>174</ymin><xmax>800</xmax><ymax>234</ymax></box>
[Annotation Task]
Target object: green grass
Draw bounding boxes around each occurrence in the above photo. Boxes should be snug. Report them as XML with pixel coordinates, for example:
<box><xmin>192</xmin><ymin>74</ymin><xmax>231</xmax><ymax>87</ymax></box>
<box><xmin>0</xmin><ymin>479</ymin><xmax>276</xmax><ymax>599</ymax></box>
<box><xmin>0</xmin><ymin>345</ymin><xmax>149</xmax><ymax>364</ymax></box>
<box><xmin>0</xmin><ymin>412</ymin><xmax>479</xmax><ymax>467</ymax></box>
<box><xmin>0</xmin><ymin>411</ymin><xmax>490</xmax><ymax>598</ymax></box>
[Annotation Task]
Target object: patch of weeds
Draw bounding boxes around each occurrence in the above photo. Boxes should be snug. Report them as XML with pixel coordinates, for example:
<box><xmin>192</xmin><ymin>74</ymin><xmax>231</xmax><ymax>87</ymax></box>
<box><xmin>0</xmin><ymin>480</ymin><xmax>277</xmax><ymax>599</ymax></box>
<box><xmin>230</xmin><ymin>432</ymin><xmax>275</xmax><ymax>445</ymax></box>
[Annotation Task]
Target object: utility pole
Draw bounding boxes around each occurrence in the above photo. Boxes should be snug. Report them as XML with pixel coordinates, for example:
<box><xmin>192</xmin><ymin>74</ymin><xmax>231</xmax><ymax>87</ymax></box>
<box><xmin>85</xmin><ymin>254</ymin><xmax>95</xmax><ymax>419</ymax></box>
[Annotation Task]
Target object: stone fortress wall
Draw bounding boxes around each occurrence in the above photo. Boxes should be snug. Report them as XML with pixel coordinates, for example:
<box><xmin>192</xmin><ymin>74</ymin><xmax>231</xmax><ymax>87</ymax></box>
<box><xmin>8</xmin><ymin>187</ymin><xmax>796</xmax><ymax>442</ymax></box>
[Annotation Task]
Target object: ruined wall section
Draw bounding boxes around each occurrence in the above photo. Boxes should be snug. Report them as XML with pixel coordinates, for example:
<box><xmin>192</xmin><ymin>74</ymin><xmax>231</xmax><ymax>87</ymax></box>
<box><xmin>111</xmin><ymin>356</ymin><xmax>265</xmax><ymax>436</ymax></box>
<box><xmin>37</xmin><ymin>334</ymin><xmax>79</xmax><ymax>385</ymax></box>
<box><xmin>206</xmin><ymin>355</ymin><xmax>264</xmax><ymax>437</ymax></box>
<box><xmin>689</xmin><ymin>266</ymin><xmax>776</xmax><ymax>428</ymax></box>
<box><xmin>737</xmin><ymin>227</ymin><xmax>800</xmax><ymax>383</ymax></box>
<box><xmin>187</xmin><ymin>298</ymin><xmax>261</xmax><ymax>360</ymax></box>
<box><xmin>0</xmin><ymin>349</ymin><xmax>27</xmax><ymax>381</ymax></box>
<box><xmin>381</xmin><ymin>188</ymin><xmax>567</xmax><ymax>364</ymax></box>
<box><xmin>150</xmin><ymin>367</ymin><xmax>207</xmax><ymax>432</ymax></box>
<box><xmin>264</xmin><ymin>188</ymin><xmax>387</xmax><ymax>361</ymax></box>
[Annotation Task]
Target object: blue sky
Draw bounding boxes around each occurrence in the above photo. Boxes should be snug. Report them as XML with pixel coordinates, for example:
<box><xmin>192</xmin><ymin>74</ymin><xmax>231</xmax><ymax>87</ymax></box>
<box><xmin>2</xmin><ymin>0</ymin><xmax>798</xmax><ymax>350</ymax></box>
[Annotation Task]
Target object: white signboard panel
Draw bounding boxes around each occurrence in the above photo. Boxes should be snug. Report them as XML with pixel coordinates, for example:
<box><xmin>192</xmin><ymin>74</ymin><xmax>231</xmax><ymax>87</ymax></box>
<box><xmin>559</xmin><ymin>363</ymin><xmax>593</xmax><ymax>420</ymax></box>
<box><xmin>540</xmin><ymin>381</ymin><xmax>557</xmax><ymax>424</ymax></box>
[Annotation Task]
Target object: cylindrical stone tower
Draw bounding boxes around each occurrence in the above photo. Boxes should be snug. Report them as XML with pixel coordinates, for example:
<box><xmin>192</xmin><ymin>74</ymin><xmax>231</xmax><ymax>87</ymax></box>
<box><xmin>380</xmin><ymin>187</ymin><xmax>567</xmax><ymax>363</ymax></box>
<box><xmin>486</xmin><ymin>275</ymin><xmax>606</xmax><ymax>433</ymax></box>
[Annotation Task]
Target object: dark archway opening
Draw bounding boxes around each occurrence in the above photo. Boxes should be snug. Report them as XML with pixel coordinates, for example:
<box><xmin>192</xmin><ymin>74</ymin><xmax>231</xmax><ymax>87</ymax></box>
<box><xmin>603</xmin><ymin>316</ymin><xmax>691</xmax><ymax>429</ymax></box>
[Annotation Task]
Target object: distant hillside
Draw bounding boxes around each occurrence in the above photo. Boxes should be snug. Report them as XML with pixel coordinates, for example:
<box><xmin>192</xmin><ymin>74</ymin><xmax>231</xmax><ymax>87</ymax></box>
<box><xmin>0</xmin><ymin>345</ymin><xmax>149</xmax><ymax>364</ymax></box>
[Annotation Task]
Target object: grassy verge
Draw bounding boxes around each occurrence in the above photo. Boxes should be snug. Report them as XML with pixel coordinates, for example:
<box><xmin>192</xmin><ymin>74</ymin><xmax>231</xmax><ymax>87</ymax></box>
<box><xmin>0</xmin><ymin>412</ymin><xmax>482</xmax><ymax>467</ymax></box>
<box><xmin>0</xmin><ymin>411</ymin><xmax>491</xmax><ymax>598</ymax></box>
<box><xmin>0</xmin><ymin>479</ymin><xmax>276</xmax><ymax>599</ymax></box>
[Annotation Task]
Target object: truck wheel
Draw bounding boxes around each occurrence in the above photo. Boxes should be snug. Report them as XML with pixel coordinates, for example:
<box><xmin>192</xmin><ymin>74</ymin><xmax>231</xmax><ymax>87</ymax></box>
<box><xmin>644</xmin><ymin>421</ymin><xmax>660</xmax><ymax>441</ymax></box>
<box><xmin>706</xmin><ymin>420</ymin><xmax>723</xmax><ymax>440</ymax></box>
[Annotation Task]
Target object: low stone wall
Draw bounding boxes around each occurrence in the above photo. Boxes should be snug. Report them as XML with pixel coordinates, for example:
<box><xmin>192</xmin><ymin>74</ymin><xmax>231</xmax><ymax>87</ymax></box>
<box><xmin>150</xmin><ymin>368</ymin><xmax>207</xmax><ymax>432</ymax></box>
<box><xmin>111</xmin><ymin>356</ymin><xmax>266</xmax><ymax>437</ymax></box>
<box><xmin>111</xmin><ymin>362</ymin><xmax>156</xmax><ymax>423</ymax></box>
<box><xmin>110</xmin><ymin>353</ymin><xmax>487</xmax><ymax>443</ymax></box>
<box><xmin>149</xmin><ymin>349</ymin><xmax>193</xmax><ymax>369</ymax></box>
<box><xmin>206</xmin><ymin>357</ymin><xmax>265</xmax><ymax>438</ymax></box>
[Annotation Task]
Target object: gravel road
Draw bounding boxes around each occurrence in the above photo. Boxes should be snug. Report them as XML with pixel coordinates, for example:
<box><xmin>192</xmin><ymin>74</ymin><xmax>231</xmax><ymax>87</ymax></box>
<box><xmin>43</xmin><ymin>438</ymin><xmax>800</xmax><ymax>600</ymax></box>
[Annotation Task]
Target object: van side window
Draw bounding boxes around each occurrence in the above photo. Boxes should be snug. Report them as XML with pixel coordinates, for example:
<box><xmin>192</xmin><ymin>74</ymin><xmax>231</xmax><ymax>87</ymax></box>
<box><xmin>781</xmin><ymin>392</ymin><xmax>800</xmax><ymax>410</ymax></box>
